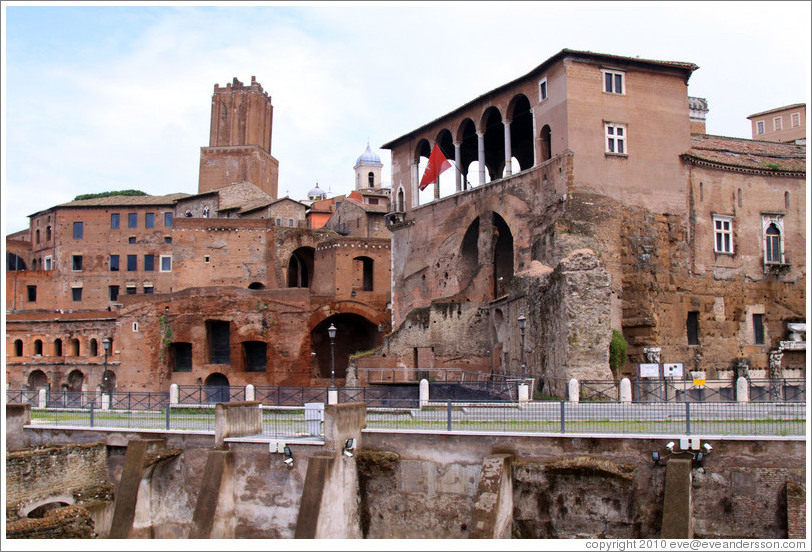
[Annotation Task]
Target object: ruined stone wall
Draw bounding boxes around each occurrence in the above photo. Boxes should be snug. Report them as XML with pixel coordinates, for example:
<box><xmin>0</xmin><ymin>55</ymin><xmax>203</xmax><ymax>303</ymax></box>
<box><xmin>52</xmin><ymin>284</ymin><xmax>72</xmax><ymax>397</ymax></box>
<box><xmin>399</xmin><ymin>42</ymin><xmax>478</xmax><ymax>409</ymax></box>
<box><xmin>5</xmin><ymin>442</ymin><xmax>111</xmax><ymax>521</ymax></box>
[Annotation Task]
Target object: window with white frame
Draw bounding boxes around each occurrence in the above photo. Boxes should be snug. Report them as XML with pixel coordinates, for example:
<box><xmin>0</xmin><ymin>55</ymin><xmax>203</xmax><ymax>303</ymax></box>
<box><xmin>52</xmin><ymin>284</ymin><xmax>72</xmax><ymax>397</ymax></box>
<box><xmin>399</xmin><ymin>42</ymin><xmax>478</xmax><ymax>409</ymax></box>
<box><xmin>757</xmin><ymin>120</ymin><xmax>765</xmax><ymax>134</ymax></box>
<box><xmin>713</xmin><ymin>215</ymin><xmax>734</xmax><ymax>253</ymax></box>
<box><xmin>791</xmin><ymin>112</ymin><xmax>800</xmax><ymax>127</ymax></box>
<box><xmin>538</xmin><ymin>77</ymin><xmax>548</xmax><ymax>102</ymax></box>
<box><xmin>773</xmin><ymin>117</ymin><xmax>782</xmax><ymax>131</ymax></box>
<box><xmin>602</xmin><ymin>69</ymin><xmax>624</xmax><ymax>94</ymax></box>
<box><xmin>160</xmin><ymin>255</ymin><xmax>172</xmax><ymax>272</ymax></box>
<box><xmin>762</xmin><ymin>214</ymin><xmax>784</xmax><ymax>264</ymax></box>
<box><xmin>604</xmin><ymin>123</ymin><xmax>627</xmax><ymax>154</ymax></box>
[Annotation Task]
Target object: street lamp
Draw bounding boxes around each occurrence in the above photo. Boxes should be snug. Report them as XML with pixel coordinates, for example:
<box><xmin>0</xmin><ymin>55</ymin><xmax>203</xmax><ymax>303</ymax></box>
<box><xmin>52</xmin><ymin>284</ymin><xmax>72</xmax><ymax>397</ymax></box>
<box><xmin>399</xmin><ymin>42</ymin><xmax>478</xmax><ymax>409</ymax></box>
<box><xmin>328</xmin><ymin>323</ymin><xmax>337</xmax><ymax>388</ymax></box>
<box><xmin>518</xmin><ymin>314</ymin><xmax>526</xmax><ymax>381</ymax></box>
<box><xmin>102</xmin><ymin>338</ymin><xmax>111</xmax><ymax>394</ymax></box>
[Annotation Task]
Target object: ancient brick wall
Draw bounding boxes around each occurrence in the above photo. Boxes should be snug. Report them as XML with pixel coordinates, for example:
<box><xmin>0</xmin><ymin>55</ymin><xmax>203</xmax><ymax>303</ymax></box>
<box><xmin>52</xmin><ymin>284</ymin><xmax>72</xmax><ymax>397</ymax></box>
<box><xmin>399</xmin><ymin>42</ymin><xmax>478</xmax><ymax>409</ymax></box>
<box><xmin>6</xmin><ymin>505</ymin><xmax>96</xmax><ymax>539</ymax></box>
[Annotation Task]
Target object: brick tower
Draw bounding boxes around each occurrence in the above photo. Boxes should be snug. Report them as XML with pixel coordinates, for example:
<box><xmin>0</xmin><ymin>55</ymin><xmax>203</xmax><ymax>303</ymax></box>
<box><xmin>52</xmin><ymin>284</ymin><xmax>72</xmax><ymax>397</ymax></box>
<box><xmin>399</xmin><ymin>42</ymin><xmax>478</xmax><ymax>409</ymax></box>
<box><xmin>198</xmin><ymin>76</ymin><xmax>279</xmax><ymax>198</ymax></box>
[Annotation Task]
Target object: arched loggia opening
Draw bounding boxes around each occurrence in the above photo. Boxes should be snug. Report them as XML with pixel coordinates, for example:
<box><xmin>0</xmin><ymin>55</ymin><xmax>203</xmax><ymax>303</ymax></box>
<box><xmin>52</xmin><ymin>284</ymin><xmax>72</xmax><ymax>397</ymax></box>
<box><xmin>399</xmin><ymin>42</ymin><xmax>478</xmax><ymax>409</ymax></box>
<box><xmin>457</xmin><ymin>118</ymin><xmax>479</xmax><ymax>190</ymax></box>
<box><xmin>482</xmin><ymin>107</ymin><xmax>506</xmax><ymax>181</ymax></box>
<box><xmin>311</xmin><ymin>314</ymin><xmax>381</xmax><ymax>381</ymax></box>
<box><xmin>28</xmin><ymin>369</ymin><xmax>48</xmax><ymax>391</ymax></box>
<box><xmin>287</xmin><ymin>247</ymin><xmax>315</xmax><ymax>288</ymax></box>
<box><xmin>507</xmin><ymin>94</ymin><xmax>534</xmax><ymax>171</ymax></box>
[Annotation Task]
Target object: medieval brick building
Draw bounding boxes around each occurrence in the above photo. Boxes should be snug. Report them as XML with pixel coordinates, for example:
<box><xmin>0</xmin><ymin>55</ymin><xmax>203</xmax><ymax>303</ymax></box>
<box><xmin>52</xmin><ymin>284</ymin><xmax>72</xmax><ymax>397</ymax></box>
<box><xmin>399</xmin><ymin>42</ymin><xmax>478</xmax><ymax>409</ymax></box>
<box><xmin>353</xmin><ymin>49</ymin><xmax>805</xmax><ymax>395</ymax></box>
<box><xmin>5</xmin><ymin>77</ymin><xmax>391</xmax><ymax>394</ymax></box>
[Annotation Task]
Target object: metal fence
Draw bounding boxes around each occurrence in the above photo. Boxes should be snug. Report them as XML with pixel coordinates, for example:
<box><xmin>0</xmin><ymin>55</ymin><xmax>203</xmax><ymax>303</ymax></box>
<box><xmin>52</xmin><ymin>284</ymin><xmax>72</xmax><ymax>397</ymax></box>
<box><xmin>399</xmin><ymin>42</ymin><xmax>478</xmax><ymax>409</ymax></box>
<box><xmin>573</xmin><ymin>378</ymin><xmax>805</xmax><ymax>403</ymax></box>
<box><xmin>365</xmin><ymin>399</ymin><xmax>806</xmax><ymax>437</ymax></box>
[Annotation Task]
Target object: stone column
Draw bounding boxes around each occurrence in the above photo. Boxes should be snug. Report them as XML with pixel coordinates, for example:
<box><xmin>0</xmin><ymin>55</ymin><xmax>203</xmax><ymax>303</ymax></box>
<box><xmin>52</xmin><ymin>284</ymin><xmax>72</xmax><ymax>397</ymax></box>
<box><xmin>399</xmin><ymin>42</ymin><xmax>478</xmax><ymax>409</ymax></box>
<box><xmin>620</xmin><ymin>378</ymin><xmax>632</xmax><ymax>403</ymax></box>
<box><xmin>419</xmin><ymin>379</ymin><xmax>429</xmax><ymax>407</ymax></box>
<box><xmin>245</xmin><ymin>384</ymin><xmax>255</xmax><ymax>402</ymax></box>
<box><xmin>38</xmin><ymin>388</ymin><xmax>47</xmax><ymax>409</ymax></box>
<box><xmin>453</xmin><ymin>141</ymin><xmax>462</xmax><ymax>192</ymax></box>
<box><xmin>518</xmin><ymin>383</ymin><xmax>529</xmax><ymax>405</ymax></box>
<box><xmin>503</xmin><ymin>119</ymin><xmax>512</xmax><ymax>177</ymax></box>
<box><xmin>568</xmin><ymin>378</ymin><xmax>580</xmax><ymax>403</ymax></box>
<box><xmin>477</xmin><ymin>131</ymin><xmax>486</xmax><ymax>186</ymax></box>
<box><xmin>169</xmin><ymin>383</ymin><xmax>179</xmax><ymax>406</ymax></box>
<box><xmin>411</xmin><ymin>161</ymin><xmax>419</xmax><ymax>207</ymax></box>
<box><xmin>328</xmin><ymin>388</ymin><xmax>339</xmax><ymax>405</ymax></box>
<box><xmin>736</xmin><ymin>376</ymin><xmax>749</xmax><ymax>403</ymax></box>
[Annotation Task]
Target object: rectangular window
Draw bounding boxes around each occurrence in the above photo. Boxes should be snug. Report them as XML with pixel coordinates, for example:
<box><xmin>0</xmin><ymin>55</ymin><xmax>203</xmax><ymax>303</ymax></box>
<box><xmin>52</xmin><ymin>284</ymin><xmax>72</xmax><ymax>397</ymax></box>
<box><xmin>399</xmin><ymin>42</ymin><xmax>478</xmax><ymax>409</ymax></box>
<box><xmin>109</xmin><ymin>285</ymin><xmax>120</xmax><ymax>301</ymax></box>
<box><xmin>164</xmin><ymin>212</ymin><xmax>173</xmax><ymax>227</ymax></box>
<box><xmin>605</xmin><ymin>123</ymin><xmax>626</xmax><ymax>154</ymax></box>
<box><xmin>72</xmin><ymin>255</ymin><xmax>83</xmax><ymax>271</ymax></box>
<box><xmin>160</xmin><ymin>255</ymin><xmax>172</xmax><ymax>272</ymax></box>
<box><xmin>73</xmin><ymin>222</ymin><xmax>83</xmax><ymax>239</ymax></box>
<box><xmin>208</xmin><ymin>321</ymin><xmax>231</xmax><ymax>364</ymax></box>
<box><xmin>128</xmin><ymin>213</ymin><xmax>138</xmax><ymax>228</ymax></box>
<box><xmin>144</xmin><ymin>254</ymin><xmax>155</xmax><ymax>271</ymax></box>
<box><xmin>127</xmin><ymin>254</ymin><xmax>137</xmax><ymax>271</ymax></box>
<box><xmin>27</xmin><ymin>285</ymin><xmax>37</xmax><ymax>302</ymax></box>
<box><xmin>111</xmin><ymin>213</ymin><xmax>120</xmax><ymax>229</ymax></box>
<box><xmin>687</xmin><ymin>311</ymin><xmax>700</xmax><ymax>346</ymax></box>
<box><xmin>44</xmin><ymin>256</ymin><xmax>52</xmax><ymax>270</ymax></box>
<box><xmin>757</xmin><ymin>120</ymin><xmax>765</xmax><ymax>134</ymax></box>
<box><xmin>538</xmin><ymin>77</ymin><xmax>548</xmax><ymax>101</ymax></box>
<box><xmin>603</xmin><ymin>69</ymin><xmax>624</xmax><ymax>94</ymax></box>
<box><xmin>143</xmin><ymin>285</ymin><xmax>154</xmax><ymax>294</ymax></box>
<box><xmin>713</xmin><ymin>215</ymin><xmax>734</xmax><ymax>253</ymax></box>
<box><xmin>164</xmin><ymin>236</ymin><xmax>172</xmax><ymax>244</ymax></box>
<box><xmin>110</xmin><ymin>254</ymin><xmax>120</xmax><ymax>271</ymax></box>
<box><xmin>773</xmin><ymin>117</ymin><xmax>782</xmax><ymax>131</ymax></box>
<box><xmin>128</xmin><ymin>237</ymin><xmax>136</xmax><ymax>244</ymax></box>
<box><xmin>289</xmin><ymin>219</ymin><xmax>294</xmax><ymax>227</ymax></box>
<box><xmin>126</xmin><ymin>285</ymin><xmax>137</xmax><ymax>295</ymax></box>
<box><xmin>791</xmin><ymin>112</ymin><xmax>800</xmax><ymax>127</ymax></box>
<box><xmin>753</xmin><ymin>313</ymin><xmax>764</xmax><ymax>345</ymax></box>
<box><xmin>171</xmin><ymin>343</ymin><xmax>193</xmax><ymax>372</ymax></box>
<box><xmin>72</xmin><ymin>287</ymin><xmax>83</xmax><ymax>302</ymax></box>
<box><xmin>145</xmin><ymin>213</ymin><xmax>155</xmax><ymax>228</ymax></box>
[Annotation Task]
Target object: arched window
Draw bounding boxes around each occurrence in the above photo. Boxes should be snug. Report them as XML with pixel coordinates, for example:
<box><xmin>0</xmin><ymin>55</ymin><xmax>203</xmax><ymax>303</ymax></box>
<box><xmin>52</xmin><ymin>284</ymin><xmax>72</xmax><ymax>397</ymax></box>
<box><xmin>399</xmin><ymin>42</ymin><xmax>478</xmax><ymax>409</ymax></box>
<box><xmin>36</xmin><ymin>229</ymin><xmax>40</xmax><ymax>244</ymax></box>
<box><xmin>46</xmin><ymin>226</ymin><xmax>52</xmax><ymax>241</ymax></box>
<box><xmin>287</xmin><ymin>247</ymin><xmax>315</xmax><ymax>288</ymax></box>
<box><xmin>28</xmin><ymin>369</ymin><xmax>48</xmax><ymax>390</ymax></box>
<box><xmin>14</xmin><ymin>339</ymin><xmax>23</xmax><ymax>356</ymax></box>
<box><xmin>53</xmin><ymin>338</ymin><xmax>63</xmax><ymax>357</ymax></box>
<box><xmin>540</xmin><ymin>125</ymin><xmax>552</xmax><ymax>163</ymax></box>
<box><xmin>70</xmin><ymin>338</ymin><xmax>80</xmax><ymax>356</ymax></box>
<box><xmin>89</xmin><ymin>339</ymin><xmax>98</xmax><ymax>356</ymax></box>
<box><xmin>368</xmin><ymin>171</ymin><xmax>375</xmax><ymax>187</ymax></box>
<box><xmin>34</xmin><ymin>339</ymin><xmax>43</xmax><ymax>356</ymax></box>
<box><xmin>764</xmin><ymin>223</ymin><xmax>782</xmax><ymax>264</ymax></box>
<box><xmin>397</xmin><ymin>188</ymin><xmax>405</xmax><ymax>212</ymax></box>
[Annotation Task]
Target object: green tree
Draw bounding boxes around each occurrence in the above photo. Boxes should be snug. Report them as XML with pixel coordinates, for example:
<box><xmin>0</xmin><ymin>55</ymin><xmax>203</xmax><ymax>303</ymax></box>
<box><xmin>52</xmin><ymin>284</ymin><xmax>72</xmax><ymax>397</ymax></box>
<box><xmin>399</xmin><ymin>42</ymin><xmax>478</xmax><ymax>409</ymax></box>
<box><xmin>609</xmin><ymin>329</ymin><xmax>628</xmax><ymax>375</ymax></box>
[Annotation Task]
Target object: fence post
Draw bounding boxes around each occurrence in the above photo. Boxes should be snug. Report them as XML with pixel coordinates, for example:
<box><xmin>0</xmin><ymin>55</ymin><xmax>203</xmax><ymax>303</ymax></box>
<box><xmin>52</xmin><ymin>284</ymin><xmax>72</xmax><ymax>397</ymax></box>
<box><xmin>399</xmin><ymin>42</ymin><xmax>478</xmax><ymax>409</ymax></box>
<box><xmin>166</xmin><ymin>403</ymin><xmax>171</xmax><ymax>430</ymax></box>
<box><xmin>89</xmin><ymin>401</ymin><xmax>94</xmax><ymax>428</ymax></box>
<box><xmin>246</xmin><ymin>384</ymin><xmax>255</xmax><ymax>402</ymax></box>
<box><xmin>736</xmin><ymin>376</ymin><xmax>749</xmax><ymax>403</ymax></box>
<box><xmin>419</xmin><ymin>379</ymin><xmax>429</xmax><ymax>408</ymax></box>
<box><xmin>685</xmin><ymin>401</ymin><xmax>691</xmax><ymax>435</ymax></box>
<box><xmin>447</xmin><ymin>400</ymin><xmax>452</xmax><ymax>431</ymax></box>
<box><xmin>568</xmin><ymin>378</ymin><xmax>580</xmax><ymax>403</ymax></box>
<box><xmin>169</xmin><ymin>383</ymin><xmax>179</xmax><ymax>406</ymax></box>
<box><xmin>559</xmin><ymin>400</ymin><xmax>566</xmax><ymax>434</ymax></box>
<box><xmin>620</xmin><ymin>378</ymin><xmax>632</xmax><ymax>404</ymax></box>
<box><xmin>38</xmin><ymin>388</ymin><xmax>47</xmax><ymax>408</ymax></box>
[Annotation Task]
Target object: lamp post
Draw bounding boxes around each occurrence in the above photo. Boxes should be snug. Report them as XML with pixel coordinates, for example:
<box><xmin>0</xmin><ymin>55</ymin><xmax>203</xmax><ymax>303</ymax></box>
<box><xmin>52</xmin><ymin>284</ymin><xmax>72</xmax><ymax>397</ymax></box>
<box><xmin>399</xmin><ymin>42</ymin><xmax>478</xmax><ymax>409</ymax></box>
<box><xmin>102</xmin><ymin>337</ymin><xmax>111</xmax><ymax>394</ymax></box>
<box><xmin>328</xmin><ymin>323</ymin><xmax>337</xmax><ymax>388</ymax></box>
<box><xmin>518</xmin><ymin>314</ymin><xmax>526</xmax><ymax>381</ymax></box>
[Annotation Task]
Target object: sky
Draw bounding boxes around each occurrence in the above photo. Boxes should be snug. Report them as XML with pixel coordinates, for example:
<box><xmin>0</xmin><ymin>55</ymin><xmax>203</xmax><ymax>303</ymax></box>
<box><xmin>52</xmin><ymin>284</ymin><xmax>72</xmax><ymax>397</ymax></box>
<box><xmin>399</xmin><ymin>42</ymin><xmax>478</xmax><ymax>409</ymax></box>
<box><xmin>1</xmin><ymin>1</ymin><xmax>810</xmax><ymax>235</ymax></box>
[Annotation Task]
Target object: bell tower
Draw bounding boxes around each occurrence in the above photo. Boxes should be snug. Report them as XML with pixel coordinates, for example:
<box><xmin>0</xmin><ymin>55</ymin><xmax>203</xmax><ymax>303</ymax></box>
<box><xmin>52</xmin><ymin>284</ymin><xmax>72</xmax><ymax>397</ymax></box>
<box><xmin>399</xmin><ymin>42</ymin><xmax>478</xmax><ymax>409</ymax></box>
<box><xmin>198</xmin><ymin>76</ymin><xmax>279</xmax><ymax>198</ymax></box>
<box><xmin>354</xmin><ymin>143</ymin><xmax>383</xmax><ymax>190</ymax></box>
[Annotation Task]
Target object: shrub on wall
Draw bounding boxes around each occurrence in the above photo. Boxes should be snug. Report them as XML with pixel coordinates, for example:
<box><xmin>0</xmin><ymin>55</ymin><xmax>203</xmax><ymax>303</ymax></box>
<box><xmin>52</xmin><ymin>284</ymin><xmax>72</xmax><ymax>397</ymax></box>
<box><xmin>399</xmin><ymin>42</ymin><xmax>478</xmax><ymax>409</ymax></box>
<box><xmin>609</xmin><ymin>329</ymin><xmax>627</xmax><ymax>375</ymax></box>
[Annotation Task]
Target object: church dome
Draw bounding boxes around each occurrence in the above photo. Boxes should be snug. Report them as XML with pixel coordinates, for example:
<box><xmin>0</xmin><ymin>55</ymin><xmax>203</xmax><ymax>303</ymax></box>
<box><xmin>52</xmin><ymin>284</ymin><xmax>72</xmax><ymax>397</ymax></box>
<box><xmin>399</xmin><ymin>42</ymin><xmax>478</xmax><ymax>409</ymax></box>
<box><xmin>308</xmin><ymin>184</ymin><xmax>326</xmax><ymax>199</ymax></box>
<box><xmin>356</xmin><ymin>144</ymin><xmax>382</xmax><ymax>166</ymax></box>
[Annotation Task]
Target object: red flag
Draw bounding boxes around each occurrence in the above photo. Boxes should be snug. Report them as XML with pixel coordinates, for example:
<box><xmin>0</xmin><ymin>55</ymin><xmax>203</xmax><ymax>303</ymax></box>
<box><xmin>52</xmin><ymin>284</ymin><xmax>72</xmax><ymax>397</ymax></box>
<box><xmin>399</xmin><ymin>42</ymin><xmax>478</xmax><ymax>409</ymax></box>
<box><xmin>419</xmin><ymin>144</ymin><xmax>452</xmax><ymax>191</ymax></box>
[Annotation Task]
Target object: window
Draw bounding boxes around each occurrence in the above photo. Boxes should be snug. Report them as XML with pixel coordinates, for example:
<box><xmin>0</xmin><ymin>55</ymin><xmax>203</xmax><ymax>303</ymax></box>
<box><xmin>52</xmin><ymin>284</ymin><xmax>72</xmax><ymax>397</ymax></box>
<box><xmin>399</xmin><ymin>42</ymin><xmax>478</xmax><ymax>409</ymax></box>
<box><xmin>72</xmin><ymin>255</ymin><xmax>83</xmax><ymax>271</ymax></box>
<box><xmin>753</xmin><ymin>313</ymin><xmax>765</xmax><ymax>345</ymax></box>
<box><xmin>164</xmin><ymin>236</ymin><xmax>172</xmax><ymax>244</ymax></box>
<box><xmin>791</xmin><ymin>112</ymin><xmax>800</xmax><ymax>127</ymax></box>
<box><xmin>687</xmin><ymin>311</ymin><xmax>700</xmax><ymax>346</ymax></box>
<box><xmin>538</xmin><ymin>77</ymin><xmax>548</xmax><ymax>101</ymax></box>
<box><xmin>207</xmin><ymin>320</ymin><xmax>231</xmax><ymax>364</ymax></box>
<box><xmin>243</xmin><ymin>341</ymin><xmax>267</xmax><ymax>372</ymax></box>
<box><xmin>109</xmin><ymin>285</ymin><xmax>120</xmax><ymax>301</ymax></box>
<box><xmin>35</xmin><ymin>229</ymin><xmax>40</xmax><ymax>244</ymax></box>
<box><xmin>164</xmin><ymin>212</ymin><xmax>173</xmax><ymax>227</ymax></box>
<box><xmin>171</xmin><ymin>343</ymin><xmax>193</xmax><ymax>372</ymax></box>
<box><xmin>143</xmin><ymin>285</ymin><xmax>154</xmax><ymax>294</ymax></box>
<box><xmin>128</xmin><ymin>237</ymin><xmax>136</xmax><ymax>244</ymax></box>
<box><xmin>757</xmin><ymin>120</ymin><xmax>765</xmax><ymax>134</ymax></box>
<box><xmin>44</xmin><ymin>256</ymin><xmax>52</xmax><ymax>270</ymax></box>
<box><xmin>764</xmin><ymin>224</ymin><xmax>782</xmax><ymax>263</ymax></box>
<box><xmin>276</xmin><ymin>218</ymin><xmax>281</xmax><ymax>226</ymax></box>
<box><xmin>602</xmin><ymin>69</ymin><xmax>624</xmax><ymax>94</ymax></box>
<box><xmin>72</xmin><ymin>287</ymin><xmax>83</xmax><ymax>302</ymax></box>
<box><xmin>145</xmin><ymin>213</ymin><xmax>155</xmax><ymax>228</ymax></box>
<box><xmin>128</xmin><ymin>213</ymin><xmax>138</xmax><ymax>228</ymax></box>
<box><xmin>289</xmin><ymin>219</ymin><xmax>294</xmax><ymax>227</ymax></box>
<box><xmin>762</xmin><ymin>215</ymin><xmax>784</xmax><ymax>264</ymax></box>
<box><xmin>773</xmin><ymin>117</ymin><xmax>782</xmax><ymax>131</ymax></box>
<box><xmin>605</xmin><ymin>123</ymin><xmax>626</xmax><ymax>154</ymax></box>
<box><xmin>46</xmin><ymin>226</ymin><xmax>52</xmax><ymax>241</ymax></box>
<box><xmin>73</xmin><ymin>222</ymin><xmax>83</xmax><ymax>239</ymax></box>
<box><xmin>144</xmin><ymin>254</ymin><xmax>155</xmax><ymax>271</ymax></box>
<box><xmin>126</xmin><ymin>285</ymin><xmax>137</xmax><ymax>295</ymax></box>
<box><xmin>14</xmin><ymin>340</ymin><xmax>23</xmax><ymax>356</ymax></box>
<box><xmin>160</xmin><ymin>255</ymin><xmax>172</xmax><ymax>272</ymax></box>
<box><xmin>127</xmin><ymin>254</ymin><xmax>137</xmax><ymax>271</ymax></box>
<box><xmin>27</xmin><ymin>285</ymin><xmax>37</xmax><ymax>302</ymax></box>
<box><xmin>110</xmin><ymin>254</ymin><xmax>120</xmax><ymax>271</ymax></box>
<box><xmin>713</xmin><ymin>215</ymin><xmax>734</xmax><ymax>253</ymax></box>
<box><xmin>111</xmin><ymin>213</ymin><xmax>120</xmax><ymax>229</ymax></box>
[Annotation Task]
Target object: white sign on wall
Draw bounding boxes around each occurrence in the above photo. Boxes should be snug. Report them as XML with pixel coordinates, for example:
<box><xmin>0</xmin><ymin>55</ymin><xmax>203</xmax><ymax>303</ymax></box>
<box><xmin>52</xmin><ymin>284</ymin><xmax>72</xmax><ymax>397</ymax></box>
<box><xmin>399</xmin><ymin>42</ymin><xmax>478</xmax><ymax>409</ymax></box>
<box><xmin>662</xmin><ymin>363</ymin><xmax>684</xmax><ymax>378</ymax></box>
<box><xmin>639</xmin><ymin>363</ymin><xmax>660</xmax><ymax>378</ymax></box>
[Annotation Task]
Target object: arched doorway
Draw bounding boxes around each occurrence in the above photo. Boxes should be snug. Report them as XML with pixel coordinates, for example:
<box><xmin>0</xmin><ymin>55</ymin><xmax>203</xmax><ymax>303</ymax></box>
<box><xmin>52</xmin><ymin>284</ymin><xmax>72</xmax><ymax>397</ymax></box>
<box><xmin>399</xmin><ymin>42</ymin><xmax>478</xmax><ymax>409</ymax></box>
<box><xmin>311</xmin><ymin>314</ymin><xmax>381</xmax><ymax>382</ymax></box>
<box><xmin>492</xmin><ymin>213</ymin><xmax>514</xmax><ymax>297</ymax></box>
<box><xmin>287</xmin><ymin>247</ymin><xmax>315</xmax><ymax>288</ymax></box>
<box><xmin>205</xmin><ymin>373</ymin><xmax>230</xmax><ymax>403</ymax></box>
<box><xmin>28</xmin><ymin>370</ymin><xmax>48</xmax><ymax>391</ymax></box>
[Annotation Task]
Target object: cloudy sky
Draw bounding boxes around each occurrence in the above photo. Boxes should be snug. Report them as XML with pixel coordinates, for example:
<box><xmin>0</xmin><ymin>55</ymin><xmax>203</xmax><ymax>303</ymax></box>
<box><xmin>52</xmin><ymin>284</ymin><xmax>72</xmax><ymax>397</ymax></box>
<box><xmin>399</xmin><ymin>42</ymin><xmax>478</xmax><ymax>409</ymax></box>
<box><xmin>2</xmin><ymin>1</ymin><xmax>810</xmax><ymax>234</ymax></box>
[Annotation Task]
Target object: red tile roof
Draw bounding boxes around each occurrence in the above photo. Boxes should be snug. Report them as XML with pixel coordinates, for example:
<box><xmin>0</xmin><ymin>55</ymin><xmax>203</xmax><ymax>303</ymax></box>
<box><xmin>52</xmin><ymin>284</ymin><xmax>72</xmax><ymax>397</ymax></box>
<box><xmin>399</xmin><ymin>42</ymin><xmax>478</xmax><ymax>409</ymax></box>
<box><xmin>684</xmin><ymin>134</ymin><xmax>806</xmax><ymax>174</ymax></box>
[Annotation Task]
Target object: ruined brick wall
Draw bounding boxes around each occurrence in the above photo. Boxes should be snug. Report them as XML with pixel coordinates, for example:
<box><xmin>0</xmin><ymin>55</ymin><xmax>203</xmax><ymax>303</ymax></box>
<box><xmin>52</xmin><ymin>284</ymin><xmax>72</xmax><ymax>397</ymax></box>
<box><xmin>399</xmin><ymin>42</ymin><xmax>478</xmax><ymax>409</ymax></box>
<box><xmin>5</xmin><ymin>442</ymin><xmax>110</xmax><ymax>520</ymax></box>
<box><xmin>6</xmin><ymin>505</ymin><xmax>96</xmax><ymax>539</ymax></box>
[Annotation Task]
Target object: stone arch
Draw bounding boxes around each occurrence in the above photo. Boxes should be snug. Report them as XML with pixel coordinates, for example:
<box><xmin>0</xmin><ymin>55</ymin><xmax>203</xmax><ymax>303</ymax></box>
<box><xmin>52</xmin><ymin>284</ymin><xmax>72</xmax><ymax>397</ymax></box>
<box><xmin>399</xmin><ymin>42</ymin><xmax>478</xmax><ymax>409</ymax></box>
<box><xmin>66</xmin><ymin>370</ymin><xmax>84</xmax><ymax>392</ymax></box>
<box><xmin>248</xmin><ymin>282</ymin><xmax>265</xmax><ymax>290</ymax></box>
<box><xmin>456</xmin><ymin>118</ymin><xmax>478</xmax><ymax>190</ymax></box>
<box><xmin>20</xmin><ymin>496</ymin><xmax>75</xmax><ymax>519</ymax></box>
<box><xmin>102</xmin><ymin>370</ymin><xmax>117</xmax><ymax>394</ymax></box>
<box><xmin>492</xmin><ymin>212</ymin><xmax>515</xmax><ymax>298</ymax></box>
<box><xmin>205</xmin><ymin>372</ymin><xmax>230</xmax><ymax>403</ymax></box>
<box><xmin>507</xmin><ymin>94</ymin><xmax>534</xmax><ymax>171</ymax></box>
<box><xmin>310</xmin><ymin>313</ymin><xmax>381</xmax><ymax>381</ymax></box>
<box><xmin>460</xmin><ymin>216</ymin><xmax>481</xmax><ymax>283</ymax></box>
<box><xmin>287</xmin><ymin>247</ymin><xmax>315</xmax><ymax>288</ymax></box>
<box><xmin>480</xmin><ymin>106</ymin><xmax>505</xmax><ymax>181</ymax></box>
<box><xmin>28</xmin><ymin>369</ymin><xmax>48</xmax><ymax>390</ymax></box>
